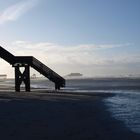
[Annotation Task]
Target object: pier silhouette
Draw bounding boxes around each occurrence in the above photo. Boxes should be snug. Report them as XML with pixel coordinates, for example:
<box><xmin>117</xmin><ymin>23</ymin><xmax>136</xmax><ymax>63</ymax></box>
<box><xmin>0</xmin><ymin>46</ymin><xmax>65</xmax><ymax>92</ymax></box>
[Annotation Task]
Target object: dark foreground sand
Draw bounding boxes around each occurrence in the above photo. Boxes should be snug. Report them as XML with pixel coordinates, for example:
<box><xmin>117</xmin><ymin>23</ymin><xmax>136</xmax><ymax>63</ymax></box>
<box><xmin>0</xmin><ymin>91</ymin><xmax>140</xmax><ymax>140</ymax></box>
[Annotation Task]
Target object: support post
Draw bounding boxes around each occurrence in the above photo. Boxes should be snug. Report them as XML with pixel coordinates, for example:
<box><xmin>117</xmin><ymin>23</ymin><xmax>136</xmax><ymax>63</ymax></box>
<box><xmin>55</xmin><ymin>83</ymin><xmax>60</xmax><ymax>90</ymax></box>
<box><xmin>15</xmin><ymin>66</ymin><xmax>21</xmax><ymax>92</ymax></box>
<box><xmin>14</xmin><ymin>64</ymin><xmax>30</xmax><ymax>92</ymax></box>
<box><xmin>23</xmin><ymin>65</ymin><xmax>30</xmax><ymax>92</ymax></box>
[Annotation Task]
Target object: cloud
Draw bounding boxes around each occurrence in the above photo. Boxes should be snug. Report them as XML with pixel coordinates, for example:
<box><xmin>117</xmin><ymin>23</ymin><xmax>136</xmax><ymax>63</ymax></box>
<box><xmin>0</xmin><ymin>0</ymin><xmax>38</xmax><ymax>24</ymax></box>
<box><xmin>1</xmin><ymin>41</ymin><xmax>139</xmax><ymax>77</ymax></box>
<box><xmin>10</xmin><ymin>41</ymin><xmax>133</xmax><ymax>66</ymax></box>
<box><xmin>77</xmin><ymin>43</ymin><xmax>130</xmax><ymax>50</ymax></box>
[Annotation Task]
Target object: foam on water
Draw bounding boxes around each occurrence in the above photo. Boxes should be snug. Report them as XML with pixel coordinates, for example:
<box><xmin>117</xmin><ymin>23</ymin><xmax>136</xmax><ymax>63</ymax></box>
<box><xmin>104</xmin><ymin>91</ymin><xmax>140</xmax><ymax>133</ymax></box>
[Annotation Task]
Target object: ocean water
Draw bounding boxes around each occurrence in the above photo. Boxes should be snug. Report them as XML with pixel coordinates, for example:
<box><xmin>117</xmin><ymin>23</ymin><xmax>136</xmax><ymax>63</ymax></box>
<box><xmin>65</xmin><ymin>78</ymin><xmax>140</xmax><ymax>134</ymax></box>
<box><xmin>0</xmin><ymin>77</ymin><xmax>140</xmax><ymax>133</ymax></box>
<box><xmin>66</xmin><ymin>78</ymin><xmax>140</xmax><ymax>134</ymax></box>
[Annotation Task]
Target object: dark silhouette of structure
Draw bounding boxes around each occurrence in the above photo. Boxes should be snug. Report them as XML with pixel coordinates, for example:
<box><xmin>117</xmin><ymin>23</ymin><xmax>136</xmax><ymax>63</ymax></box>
<box><xmin>0</xmin><ymin>46</ymin><xmax>65</xmax><ymax>92</ymax></box>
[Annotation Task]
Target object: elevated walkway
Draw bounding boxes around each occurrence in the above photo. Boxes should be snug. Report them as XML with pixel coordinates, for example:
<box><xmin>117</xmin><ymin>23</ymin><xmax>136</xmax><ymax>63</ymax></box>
<box><xmin>0</xmin><ymin>46</ymin><xmax>65</xmax><ymax>92</ymax></box>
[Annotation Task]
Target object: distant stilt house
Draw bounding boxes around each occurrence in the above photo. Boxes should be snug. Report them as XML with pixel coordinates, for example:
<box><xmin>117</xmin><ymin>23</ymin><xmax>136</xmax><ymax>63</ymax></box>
<box><xmin>68</xmin><ymin>73</ymin><xmax>83</xmax><ymax>77</ymax></box>
<box><xmin>31</xmin><ymin>74</ymin><xmax>36</xmax><ymax>79</ymax></box>
<box><xmin>0</xmin><ymin>74</ymin><xmax>7</xmax><ymax>80</ymax></box>
<box><xmin>66</xmin><ymin>73</ymin><xmax>83</xmax><ymax>79</ymax></box>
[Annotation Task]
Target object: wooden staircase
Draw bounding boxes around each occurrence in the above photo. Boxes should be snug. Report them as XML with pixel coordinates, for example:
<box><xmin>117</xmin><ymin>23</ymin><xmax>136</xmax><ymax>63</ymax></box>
<box><xmin>0</xmin><ymin>46</ymin><xmax>65</xmax><ymax>92</ymax></box>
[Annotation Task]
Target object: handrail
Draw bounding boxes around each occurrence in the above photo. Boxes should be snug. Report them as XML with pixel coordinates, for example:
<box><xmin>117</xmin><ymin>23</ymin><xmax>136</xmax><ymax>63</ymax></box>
<box><xmin>32</xmin><ymin>57</ymin><xmax>65</xmax><ymax>87</ymax></box>
<box><xmin>0</xmin><ymin>46</ymin><xmax>15</xmax><ymax>64</ymax></box>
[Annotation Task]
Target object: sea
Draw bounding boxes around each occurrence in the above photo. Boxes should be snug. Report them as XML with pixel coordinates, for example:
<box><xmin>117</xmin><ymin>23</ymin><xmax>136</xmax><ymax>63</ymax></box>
<box><xmin>0</xmin><ymin>77</ymin><xmax>140</xmax><ymax>134</ymax></box>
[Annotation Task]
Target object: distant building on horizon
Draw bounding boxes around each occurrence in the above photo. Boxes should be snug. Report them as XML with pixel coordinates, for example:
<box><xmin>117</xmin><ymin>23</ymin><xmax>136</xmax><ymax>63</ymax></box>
<box><xmin>0</xmin><ymin>74</ymin><xmax>7</xmax><ymax>80</ymax></box>
<box><xmin>65</xmin><ymin>73</ymin><xmax>83</xmax><ymax>79</ymax></box>
<box><xmin>31</xmin><ymin>74</ymin><xmax>37</xmax><ymax>79</ymax></box>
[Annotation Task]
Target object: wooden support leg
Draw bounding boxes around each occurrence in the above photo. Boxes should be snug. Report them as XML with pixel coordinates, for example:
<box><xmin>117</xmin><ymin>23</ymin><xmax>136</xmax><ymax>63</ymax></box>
<box><xmin>15</xmin><ymin>66</ymin><xmax>22</xmax><ymax>92</ymax></box>
<box><xmin>23</xmin><ymin>65</ymin><xmax>30</xmax><ymax>92</ymax></box>
<box><xmin>15</xmin><ymin>64</ymin><xmax>30</xmax><ymax>92</ymax></box>
<box><xmin>55</xmin><ymin>84</ymin><xmax>60</xmax><ymax>90</ymax></box>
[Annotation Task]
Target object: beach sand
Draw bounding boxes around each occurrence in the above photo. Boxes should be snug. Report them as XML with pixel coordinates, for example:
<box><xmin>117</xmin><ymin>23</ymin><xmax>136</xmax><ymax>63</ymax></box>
<box><xmin>0</xmin><ymin>91</ymin><xmax>140</xmax><ymax>140</ymax></box>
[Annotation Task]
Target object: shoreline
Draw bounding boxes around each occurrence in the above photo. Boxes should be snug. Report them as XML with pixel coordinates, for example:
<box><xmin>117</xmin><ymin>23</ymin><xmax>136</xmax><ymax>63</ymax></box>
<box><xmin>0</xmin><ymin>91</ymin><xmax>140</xmax><ymax>139</ymax></box>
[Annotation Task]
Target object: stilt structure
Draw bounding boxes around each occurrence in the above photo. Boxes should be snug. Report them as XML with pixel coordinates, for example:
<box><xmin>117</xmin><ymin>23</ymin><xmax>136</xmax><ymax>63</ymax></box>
<box><xmin>0</xmin><ymin>46</ymin><xmax>65</xmax><ymax>92</ymax></box>
<box><xmin>14</xmin><ymin>64</ymin><xmax>30</xmax><ymax>92</ymax></box>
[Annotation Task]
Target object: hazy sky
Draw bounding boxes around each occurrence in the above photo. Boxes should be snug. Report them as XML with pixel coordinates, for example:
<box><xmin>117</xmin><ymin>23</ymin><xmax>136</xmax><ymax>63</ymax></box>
<box><xmin>0</xmin><ymin>0</ymin><xmax>140</xmax><ymax>77</ymax></box>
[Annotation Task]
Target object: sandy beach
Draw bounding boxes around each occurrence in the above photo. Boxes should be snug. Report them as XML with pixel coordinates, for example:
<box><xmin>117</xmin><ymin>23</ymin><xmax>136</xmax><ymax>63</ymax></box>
<box><xmin>0</xmin><ymin>91</ymin><xmax>140</xmax><ymax>140</ymax></box>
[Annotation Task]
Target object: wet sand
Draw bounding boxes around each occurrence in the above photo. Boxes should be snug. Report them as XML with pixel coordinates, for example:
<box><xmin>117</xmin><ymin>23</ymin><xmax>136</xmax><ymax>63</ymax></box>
<box><xmin>0</xmin><ymin>91</ymin><xmax>140</xmax><ymax>140</ymax></box>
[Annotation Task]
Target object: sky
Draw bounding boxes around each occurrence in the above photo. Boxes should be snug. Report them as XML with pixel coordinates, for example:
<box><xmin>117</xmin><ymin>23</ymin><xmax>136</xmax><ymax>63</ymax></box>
<box><xmin>0</xmin><ymin>0</ymin><xmax>140</xmax><ymax>78</ymax></box>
